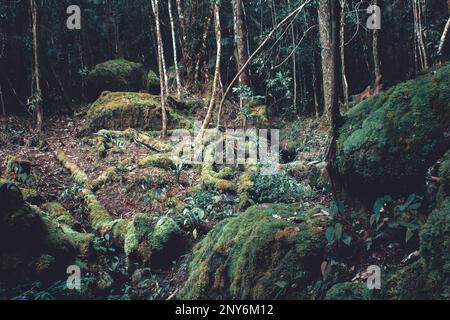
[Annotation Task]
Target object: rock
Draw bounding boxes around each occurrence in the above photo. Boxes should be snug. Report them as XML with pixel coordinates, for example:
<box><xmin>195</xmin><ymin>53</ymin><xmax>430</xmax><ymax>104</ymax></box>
<box><xmin>335</xmin><ymin>64</ymin><xmax>450</xmax><ymax>199</ymax></box>
<box><xmin>86</xmin><ymin>59</ymin><xmax>147</xmax><ymax>101</ymax></box>
<box><xmin>179</xmin><ymin>204</ymin><xmax>327</xmax><ymax>300</ymax></box>
<box><xmin>419</xmin><ymin>200</ymin><xmax>450</xmax><ymax>299</ymax></box>
<box><xmin>83</xmin><ymin>92</ymin><xmax>194</xmax><ymax>133</ymax></box>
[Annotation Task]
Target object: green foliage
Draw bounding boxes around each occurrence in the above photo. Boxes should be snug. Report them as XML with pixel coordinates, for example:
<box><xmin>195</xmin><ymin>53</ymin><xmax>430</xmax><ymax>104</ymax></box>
<box><xmin>250</xmin><ymin>170</ymin><xmax>303</xmax><ymax>204</ymax></box>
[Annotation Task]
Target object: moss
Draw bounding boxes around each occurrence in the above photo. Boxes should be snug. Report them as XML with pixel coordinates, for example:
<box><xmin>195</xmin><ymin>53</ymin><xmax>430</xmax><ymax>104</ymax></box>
<box><xmin>0</xmin><ymin>182</ymin><xmax>93</xmax><ymax>285</ymax></box>
<box><xmin>437</xmin><ymin>151</ymin><xmax>450</xmax><ymax>207</ymax></box>
<box><xmin>419</xmin><ymin>200</ymin><xmax>450</xmax><ymax>299</ymax></box>
<box><xmin>86</xmin><ymin>59</ymin><xmax>147</xmax><ymax>101</ymax></box>
<box><xmin>89</xmin><ymin>167</ymin><xmax>120</xmax><ymax>190</ymax></box>
<box><xmin>83</xmin><ymin>92</ymin><xmax>195</xmax><ymax>133</ymax></box>
<box><xmin>83</xmin><ymin>191</ymin><xmax>113</xmax><ymax>231</ymax></box>
<box><xmin>124</xmin><ymin>213</ymin><xmax>154</xmax><ymax>264</ymax></box>
<box><xmin>55</xmin><ymin>149</ymin><xmax>89</xmax><ymax>185</ymax></box>
<box><xmin>335</xmin><ymin>64</ymin><xmax>450</xmax><ymax>197</ymax></box>
<box><xmin>55</xmin><ymin>149</ymin><xmax>114</xmax><ymax>231</ymax></box>
<box><xmin>151</xmin><ymin>216</ymin><xmax>181</xmax><ymax>251</ymax></box>
<box><xmin>247</xmin><ymin>103</ymin><xmax>269</xmax><ymax>127</ymax></box>
<box><xmin>41</xmin><ymin>202</ymin><xmax>75</xmax><ymax>227</ymax></box>
<box><xmin>19</xmin><ymin>187</ymin><xmax>43</xmax><ymax>204</ymax></box>
<box><xmin>147</xmin><ymin>69</ymin><xmax>160</xmax><ymax>94</ymax></box>
<box><xmin>382</xmin><ymin>260</ymin><xmax>427</xmax><ymax>300</ymax></box>
<box><xmin>179</xmin><ymin>204</ymin><xmax>327</xmax><ymax>300</ymax></box>
<box><xmin>138</xmin><ymin>153</ymin><xmax>177</xmax><ymax>170</ymax></box>
<box><xmin>325</xmin><ymin>282</ymin><xmax>374</xmax><ymax>300</ymax></box>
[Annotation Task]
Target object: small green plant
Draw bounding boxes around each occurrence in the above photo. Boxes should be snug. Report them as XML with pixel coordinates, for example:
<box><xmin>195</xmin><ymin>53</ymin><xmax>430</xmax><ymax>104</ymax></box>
<box><xmin>325</xmin><ymin>201</ymin><xmax>353</xmax><ymax>247</ymax></box>
<box><xmin>250</xmin><ymin>171</ymin><xmax>303</xmax><ymax>204</ymax></box>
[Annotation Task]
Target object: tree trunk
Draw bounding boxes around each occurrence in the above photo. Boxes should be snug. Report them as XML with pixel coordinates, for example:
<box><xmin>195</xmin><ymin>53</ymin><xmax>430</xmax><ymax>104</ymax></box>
<box><xmin>0</xmin><ymin>82</ymin><xmax>5</xmax><ymax>117</ymax></box>
<box><xmin>168</xmin><ymin>0</ymin><xmax>182</xmax><ymax>97</ymax></box>
<box><xmin>438</xmin><ymin>18</ymin><xmax>450</xmax><ymax>60</ymax></box>
<box><xmin>194</xmin><ymin>3</ymin><xmax>214</xmax><ymax>83</ymax></box>
<box><xmin>340</xmin><ymin>0</ymin><xmax>349</xmax><ymax>107</ymax></box>
<box><xmin>151</xmin><ymin>0</ymin><xmax>167</xmax><ymax>138</ymax></box>
<box><xmin>319</xmin><ymin>0</ymin><xmax>341</xmax><ymax>134</ymax></box>
<box><xmin>30</xmin><ymin>0</ymin><xmax>43</xmax><ymax>132</ymax></box>
<box><xmin>175</xmin><ymin>0</ymin><xmax>189</xmax><ymax>61</ymax></box>
<box><xmin>413</xmin><ymin>0</ymin><xmax>429</xmax><ymax>70</ymax></box>
<box><xmin>195</xmin><ymin>0</ymin><xmax>221</xmax><ymax>144</ymax></box>
<box><xmin>319</xmin><ymin>0</ymin><xmax>342</xmax><ymax>189</ymax></box>
<box><xmin>232</xmin><ymin>0</ymin><xmax>250</xmax><ymax>125</ymax></box>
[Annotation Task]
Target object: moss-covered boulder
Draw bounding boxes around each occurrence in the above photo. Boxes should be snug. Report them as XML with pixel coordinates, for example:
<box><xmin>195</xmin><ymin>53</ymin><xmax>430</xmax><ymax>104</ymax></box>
<box><xmin>335</xmin><ymin>64</ymin><xmax>450</xmax><ymax>198</ymax></box>
<box><xmin>179</xmin><ymin>204</ymin><xmax>327</xmax><ymax>300</ymax></box>
<box><xmin>86</xmin><ymin>59</ymin><xmax>147</xmax><ymax>101</ymax></box>
<box><xmin>0</xmin><ymin>181</ymin><xmax>92</xmax><ymax>285</ymax></box>
<box><xmin>325</xmin><ymin>282</ymin><xmax>374</xmax><ymax>300</ymax></box>
<box><xmin>419</xmin><ymin>200</ymin><xmax>450</xmax><ymax>299</ymax></box>
<box><xmin>83</xmin><ymin>92</ymin><xmax>193</xmax><ymax>133</ymax></box>
<box><xmin>125</xmin><ymin>214</ymin><xmax>187</xmax><ymax>269</ymax></box>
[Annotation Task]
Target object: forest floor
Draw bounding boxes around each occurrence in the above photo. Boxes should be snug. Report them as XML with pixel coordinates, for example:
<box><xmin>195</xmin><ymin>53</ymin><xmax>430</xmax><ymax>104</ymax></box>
<box><xmin>0</xmin><ymin>108</ymin><xmax>336</xmax><ymax>299</ymax></box>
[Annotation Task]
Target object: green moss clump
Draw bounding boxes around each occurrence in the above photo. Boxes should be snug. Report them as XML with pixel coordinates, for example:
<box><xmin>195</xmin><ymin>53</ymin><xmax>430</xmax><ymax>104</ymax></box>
<box><xmin>325</xmin><ymin>282</ymin><xmax>374</xmax><ymax>300</ymax></box>
<box><xmin>83</xmin><ymin>92</ymin><xmax>195</xmax><ymax>133</ymax></box>
<box><xmin>124</xmin><ymin>213</ymin><xmax>154</xmax><ymax>264</ymax></box>
<box><xmin>335</xmin><ymin>64</ymin><xmax>450</xmax><ymax>197</ymax></box>
<box><xmin>382</xmin><ymin>260</ymin><xmax>426</xmax><ymax>300</ymax></box>
<box><xmin>179</xmin><ymin>204</ymin><xmax>327</xmax><ymax>300</ymax></box>
<box><xmin>138</xmin><ymin>153</ymin><xmax>177</xmax><ymax>170</ymax></box>
<box><xmin>41</xmin><ymin>202</ymin><xmax>75</xmax><ymax>227</ymax></box>
<box><xmin>86</xmin><ymin>59</ymin><xmax>147</xmax><ymax>101</ymax></box>
<box><xmin>419</xmin><ymin>200</ymin><xmax>450</xmax><ymax>299</ymax></box>
<box><xmin>147</xmin><ymin>69</ymin><xmax>160</xmax><ymax>94</ymax></box>
<box><xmin>83</xmin><ymin>191</ymin><xmax>113</xmax><ymax>231</ymax></box>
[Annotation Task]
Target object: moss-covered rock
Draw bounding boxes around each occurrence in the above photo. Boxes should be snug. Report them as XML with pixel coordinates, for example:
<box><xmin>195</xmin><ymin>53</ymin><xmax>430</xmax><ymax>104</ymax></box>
<box><xmin>41</xmin><ymin>202</ymin><xmax>75</xmax><ymax>227</ymax></box>
<box><xmin>335</xmin><ymin>64</ymin><xmax>450</xmax><ymax>198</ymax></box>
<box><xmin>382</xmin><ymin>260</ymin><xmax>427</xmax><ymax>300</ymax></box>
<box><xmin>325</xmin><ymin>282</ymin><xmax>374</xmax><ymax>300</ymax></box>
<box><xmin>125</xmin><ymin>214</ymin><xmax>186</xmax><ymax>269</ymax></box>
<box><xmin>86</xmin><ymin>59</ymin><xmax>147</xmax><ymax>101</ymax></box>
<box><xmin>0</xmin><ymin>181</ymin><xmax>91</xmax><ymax>284</ymax></box>
<box><xmin>138</xmin><ymin>153</ymin><xmax>178</xmax><ymax>170</ymax></box>
<box><xmin>83</xmin><ymin>92</ymin><xmax>194</xmax><ymax>133</ymax></box>
<box><xmin>419</xmin><ymin>200</ymin><xmax>450</xmax><ymax>299</ymax></box>
<box><xmin>179</xmin><ymin>204</ymin><xmax>327</xmax><ymax>300</ymax></box>
<box><xmin>147</xmin><ymin>69</ymin><xmax>160</xmax><ymax>94</ymax></box>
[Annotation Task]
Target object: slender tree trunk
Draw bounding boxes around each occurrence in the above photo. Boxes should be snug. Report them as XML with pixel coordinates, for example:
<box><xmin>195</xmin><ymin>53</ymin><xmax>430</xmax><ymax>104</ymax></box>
<box><xmin>194</xmin><ymin>3</ymin><xmax>214</xmax><ymax>83</ymax></box>
<box><xmin>175</xmin><ymin>0</ymin><xmax>189</xmax><ymax>61</ymax></box>
<box><xmin>288</xmin><ymin>0</ymin><xmax>298</xmax><ymax>113</ymax></box>
<box><xmin>232</xmin><ymin>0</ymin><xmax>250</xmax><ymax>126</ymax></box>
<box><xmin>195</xmin><ymin>0</ymin><xmax>221</xmax><ymax>144</ymax></box>
<box><xmin>30</xmin><ymin>0</ymin><xmax>43</xmax><ymax>132</ymax></box>
<box><xmin>0</xmin><ymin>82</ymin><xmax>5</xmax><ymax>117</ymax></box>
<box><xmin>319</xmin><ymin>0</ymin><xmax>342</xmax><ymax>188</ymax></box>
<box><xmin>413</xmin><ymin>0</ymin><xmax>428</xmax><ymax>70</ymax></box>
<box><xmin>438</xmin><ymin>18</ymin><xmax>450</xmax><ymax>60</ymax></box>
<box><xmin>168</xmin><ymin>0</ymin><xmax>182</xmax><ymax>97</ymax></box>
<box><xmin>340</xmin><ymin>0</ymin><xmax>349</xmax><ymax>107</ymax></box>
<box><xmin>319</xmin><ymin>0</ymin><xmax>341</xmax><ymax>133</ymax></box>
<box><xmin>151</xmin><ymin>0</ymin><xmax>167</xmax><ymax>138</ymax></box>
<box><xmin>372</xmin><ymin>0</ymin><xmax>382</xmax><ymax>91</ymax></box>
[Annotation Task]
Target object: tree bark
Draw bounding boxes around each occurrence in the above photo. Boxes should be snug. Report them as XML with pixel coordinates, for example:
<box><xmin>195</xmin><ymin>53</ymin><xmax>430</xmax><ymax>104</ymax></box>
<box><xmin>30</xmin><ymin>0</ymin><xmax>43</xmax><ymax>132</ymax></box>
<box><xmin>340</xmin><ymin>0</ymin><xmax>349</xmax><ymax>107</ymax></box>
<box><xmin>195</xmin><ymin>0</ymin><xmax>221</xmax><ymax>144</ymax></box>
<box><xmin>319</xmin><ymin>0</ymin><xmax>342</xmax><ymax>188</ymax></box>
<box><xmin>175</xmin><ymin>0</ymin><xmax>189</xmax><ymax>61</ymax></box>
<box><xmin>168</xmin><ymin>0</ymin><xmax>182</xmax><ymax>97</ymax></box>
<box><xmin>151</xmin><ymin>0</ymin><xmax>168</xmax><ymax>138</ymax></box>
<box><xmin>438</xmin><ymin>18</ymin><xmax>450</xmax><ymax>60</ymax></box>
